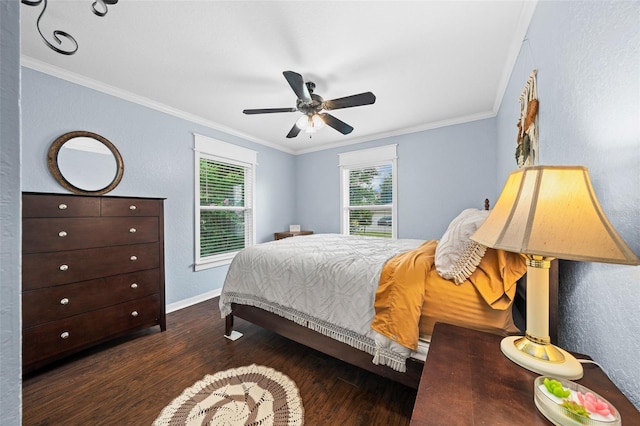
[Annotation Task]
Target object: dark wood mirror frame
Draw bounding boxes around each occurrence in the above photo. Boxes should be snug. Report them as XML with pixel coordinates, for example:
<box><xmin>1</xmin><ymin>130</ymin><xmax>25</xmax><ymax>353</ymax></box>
<box><xmin>47</xmin><ymin>130</ymin><xmax>124</xmax><ymax>195</ymax></box>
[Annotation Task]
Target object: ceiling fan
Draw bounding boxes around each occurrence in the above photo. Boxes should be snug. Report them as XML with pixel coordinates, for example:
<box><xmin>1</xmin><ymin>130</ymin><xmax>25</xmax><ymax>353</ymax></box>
<box><xmin>243</xmin><ymin>71</ymin><xmax>376</xmax><ymax>138</ymax></box>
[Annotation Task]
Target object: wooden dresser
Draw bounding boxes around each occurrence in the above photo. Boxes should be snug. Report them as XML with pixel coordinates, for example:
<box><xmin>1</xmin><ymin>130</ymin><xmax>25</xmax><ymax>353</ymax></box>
<box><xmin>22</xmin><ymin>192</ymin><xmax>166</xmax><ymax>374</ymax></box>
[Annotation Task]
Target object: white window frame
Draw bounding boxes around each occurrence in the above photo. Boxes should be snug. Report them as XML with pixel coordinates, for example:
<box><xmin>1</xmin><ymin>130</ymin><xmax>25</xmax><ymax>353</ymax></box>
<box><xmin>339</xmin><ymin>144</ymin><xmax>398</xmax><ymax>238</ymax></box>
<box><xmin>194</xmin><ymin>134</ymin><xmax>257</xmax><ymax>271</ymax></box>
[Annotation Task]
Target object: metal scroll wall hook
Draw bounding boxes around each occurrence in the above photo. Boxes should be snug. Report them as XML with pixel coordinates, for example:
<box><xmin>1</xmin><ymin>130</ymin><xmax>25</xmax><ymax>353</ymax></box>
<box><xmin>21</xmin><ymin>0</ymin><xmax>119</xmax><ymax>56</ymax></box>
<box><xmin>92</xmin><ymin>0</ymin><xmax>118</xmax><ymax>17</ymax></box>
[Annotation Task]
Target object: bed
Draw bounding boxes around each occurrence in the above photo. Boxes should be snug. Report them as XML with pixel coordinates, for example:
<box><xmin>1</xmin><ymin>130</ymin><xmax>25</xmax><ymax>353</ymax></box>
<box><xmin>220</xmin><ymin>208</ymin><xmax>559</xmax><ymax>389</ymax></box>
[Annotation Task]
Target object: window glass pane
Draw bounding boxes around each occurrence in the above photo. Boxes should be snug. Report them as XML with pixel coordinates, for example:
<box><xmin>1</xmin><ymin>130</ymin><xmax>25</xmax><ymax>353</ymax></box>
<box><xmin>349</xmin><ymin>167</ymin><xmax>377</xmax><ymax>206</ymax></box>
<box><xmin>348</xmin><ymin>164</ymin><xmax>392</xmax><ymax>206</ymax></box>
<box><xmin>199</xmin><ymin>157</ymin><xmax>248</xmax><ymax>258</ymax></box>
<box><xmin>200</xmin><ymin>158</ymin><xmax>245</xmax><ymax>207</ymax></box>
<box><xmin>349</xmin><ymin>208</ymin><xmax>392</xmax><ymax>238</ymax></box>
<box><xmin>377</xmin><ymin>164</ymin><xmax>393</xmax><ymax>204</ymax></box>
<box><xmin>347</xmin><ymin>163</ymin><xmax>393</xmax><ymax>238</ymax></box>
<box><xmin>200</xmin><ymin>210</ymin><xmax>246</xmax><ymax>256</ymax></box>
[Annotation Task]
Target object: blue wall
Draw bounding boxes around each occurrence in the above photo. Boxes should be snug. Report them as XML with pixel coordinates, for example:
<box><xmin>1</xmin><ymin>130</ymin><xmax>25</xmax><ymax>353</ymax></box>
<box><xmin>296</xmin><ymin>118</ymin><xmax>498</xmax><ymax>240</ymax></box>
<box><xmin>496</xmin><ymin>0</ymin><xmax>640</xmax><ymax>407</ymax></box>
<box><xmin>21</xmin><ymin>68</ymin><xmax>297</xmax><ymax>306</ymax></box>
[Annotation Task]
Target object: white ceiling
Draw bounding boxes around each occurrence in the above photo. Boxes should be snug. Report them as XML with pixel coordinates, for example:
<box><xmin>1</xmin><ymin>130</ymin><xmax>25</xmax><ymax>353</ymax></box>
<box><xmin>20</xmin><ymin>0</ymin><xmax>536</xmax><ymax>154</ymax></box>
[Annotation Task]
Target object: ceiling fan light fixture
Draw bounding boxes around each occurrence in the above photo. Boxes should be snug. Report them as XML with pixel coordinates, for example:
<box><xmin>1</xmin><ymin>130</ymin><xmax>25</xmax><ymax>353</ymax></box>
<box><xmin>296</xmin><ymin>115</ymin><xmax>310</xmax><ymax>130</ymax></box>
<box><xmin>296</xmin><ymin>114</ymin><xmax>325</xmax><ymax>132</ymax></box>
<box><xmin>312</xmin><ymin>114</ymin><xmax>325</xmax><ymax>129</ymax></box>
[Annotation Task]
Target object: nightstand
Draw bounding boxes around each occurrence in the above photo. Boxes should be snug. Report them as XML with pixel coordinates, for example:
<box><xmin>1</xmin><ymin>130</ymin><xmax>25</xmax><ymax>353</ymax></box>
<box><xmin>273</xmin><ymin>230</ymin><xmax>313</xmax><ymax>240</ymax></box>
<box><xmin>410</xmin><ymin>323</ymin><xmax>639</xmax><ymax>425</ymax></box>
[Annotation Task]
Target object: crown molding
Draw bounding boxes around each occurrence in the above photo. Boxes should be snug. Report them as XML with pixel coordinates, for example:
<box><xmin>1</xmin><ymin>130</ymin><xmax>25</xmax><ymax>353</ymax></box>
<box><xmin>20</xmin><ymin>55</ymin><xmax>296</xmax><ymax>155</ymax></box>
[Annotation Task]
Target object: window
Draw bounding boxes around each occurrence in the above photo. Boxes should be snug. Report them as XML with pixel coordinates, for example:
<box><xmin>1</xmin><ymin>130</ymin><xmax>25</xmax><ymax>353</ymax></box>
<box><xmin>194</xmin><ymin>134</ymin><xmax>257</xmax><ymax>270</ymax></box>
<box><xmin>339</xmin><ymin>144</ymin><xmax>397</xmax><ymax>238</ymax></box>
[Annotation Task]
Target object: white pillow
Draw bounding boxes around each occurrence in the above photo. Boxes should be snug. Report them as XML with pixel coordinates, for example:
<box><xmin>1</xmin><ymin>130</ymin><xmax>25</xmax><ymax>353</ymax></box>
<box><xmin>435</xmin><ymin>208</ymin><xmax>489</xmax><ymax>284</ymax></box>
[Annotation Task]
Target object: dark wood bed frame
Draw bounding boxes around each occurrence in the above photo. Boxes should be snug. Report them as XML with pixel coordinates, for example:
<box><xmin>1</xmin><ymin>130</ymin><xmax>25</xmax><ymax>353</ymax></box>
<box><xmin>224</xmin><ymin>260</ymin><xmax>559</xmax><ymax>389</ymax></box>
<box><xmin>224</xmin><ymin>201</ymin><xmax>559</xmax><ymax>389</ymax></box>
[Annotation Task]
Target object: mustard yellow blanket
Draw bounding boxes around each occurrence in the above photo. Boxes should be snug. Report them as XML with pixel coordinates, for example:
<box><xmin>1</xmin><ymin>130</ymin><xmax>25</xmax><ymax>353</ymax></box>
<box><xmin>371</xmin><ymin>240</ymin><xmax>526</xmax><ymax>350</ymax></box>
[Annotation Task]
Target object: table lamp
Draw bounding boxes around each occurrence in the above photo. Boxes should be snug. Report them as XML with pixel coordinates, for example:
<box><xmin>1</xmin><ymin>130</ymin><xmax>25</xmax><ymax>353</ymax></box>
<box><xmin>471</xmin><ymin>165</ymin><xmax>639</xmax><ymax>379</ymax></box>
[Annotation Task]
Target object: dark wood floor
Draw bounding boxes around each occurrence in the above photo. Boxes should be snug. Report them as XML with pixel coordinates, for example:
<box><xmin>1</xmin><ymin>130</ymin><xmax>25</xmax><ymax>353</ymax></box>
<box><xmin>22</xmin><ymin>297</ymin><xmax>417</xmax><ymax>425</ymax></box>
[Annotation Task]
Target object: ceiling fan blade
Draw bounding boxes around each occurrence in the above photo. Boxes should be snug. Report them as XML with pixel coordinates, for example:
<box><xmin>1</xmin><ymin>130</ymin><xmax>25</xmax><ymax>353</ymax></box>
<box><xmin>320</xmin><ymin>113</ymin><xmax>354</xmax><ymax>135</ymax></box>
<box><xmin>324</xmin><ymin>92</ymin><xmax>376</xmax><ymax>110</ymax></box>
<box><xmin>243</xmin><ymin>107</ymin><xmax>297</xmax><ymax>115</ymax></box>
<box><xmin>283</xmin><ymin>71</ymin><xmax>311</xmax><ymax>102</ymax></box>
<box><xmin>286</xmin><ymin>123</ymin><xmax>302</xmax><ymax>138</ymax></box>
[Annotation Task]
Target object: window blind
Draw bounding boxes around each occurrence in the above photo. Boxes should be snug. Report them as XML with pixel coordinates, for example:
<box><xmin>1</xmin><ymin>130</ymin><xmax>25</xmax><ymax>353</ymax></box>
<box><xmin>199</xmin><ymin>158</ymin><xmax>250</xmax><ymax>257</ymax></box>
<box><xmin>345</xmin><ymin>164</ymin><xmax>393</xmax><ymax>237</ymax></box>
<box><xmin>339</xmin><ymin>144</ymin><xmax>397</xmax><ymax>238</ymax></box>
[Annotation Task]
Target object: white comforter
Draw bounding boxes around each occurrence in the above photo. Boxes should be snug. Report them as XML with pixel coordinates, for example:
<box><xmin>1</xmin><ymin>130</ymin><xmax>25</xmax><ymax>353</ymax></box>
<box><xmin>219</xmin><ymin>233</ymin><xmax>425</xmax><ymax>372</ymax></box>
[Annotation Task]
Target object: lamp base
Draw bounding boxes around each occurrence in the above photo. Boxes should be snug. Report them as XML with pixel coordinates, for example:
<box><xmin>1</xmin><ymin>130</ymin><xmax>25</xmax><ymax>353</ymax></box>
<box><xmin>501</xmin><ymin>335</ymin><xmax>583</xmax><ymax>379</ymax></box>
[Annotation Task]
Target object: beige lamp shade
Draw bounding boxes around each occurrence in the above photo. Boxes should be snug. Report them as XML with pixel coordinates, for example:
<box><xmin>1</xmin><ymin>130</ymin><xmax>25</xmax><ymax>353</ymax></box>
<box><xmin>471</xmin><ymin>165</ymin><xmax>639</xmax><ymax>265</ymax></box>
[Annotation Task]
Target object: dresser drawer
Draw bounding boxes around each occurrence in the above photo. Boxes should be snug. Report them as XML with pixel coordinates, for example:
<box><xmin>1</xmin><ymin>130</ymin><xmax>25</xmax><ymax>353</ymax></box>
<box><xmin>23</xmin><ymin>269</ymin><xmax>160</xmax><ymax>327</ymax></box>
<box><xmin>23</xmin><ymin>294</ymin><xmax>161</xmax><ymax>367</ymax></box>
<box><xmin>23</xmin><ymin>193</ymin><xmax>100</xmax><ymax>218</ymax></box>
<box><xmin>23</xmin><ymin>243</ymin><xmax>160</xmax><ymax>290</ymax></box>
<box><xmin>23</xmin><ymin>217</ymin><xmax>159</xmax><ymax>253</ymax></box>
<box><xmin>101</xmin><ymin>197</ymin><xmax>162</xmax><ymax>217</ymax></box>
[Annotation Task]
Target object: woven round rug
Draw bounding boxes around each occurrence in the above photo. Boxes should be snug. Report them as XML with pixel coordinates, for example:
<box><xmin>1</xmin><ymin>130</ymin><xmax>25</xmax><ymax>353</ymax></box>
<box><xmin>153</xmin><ymin>364</ymin><xmax>304</xmax><ymax>426</ymax></box>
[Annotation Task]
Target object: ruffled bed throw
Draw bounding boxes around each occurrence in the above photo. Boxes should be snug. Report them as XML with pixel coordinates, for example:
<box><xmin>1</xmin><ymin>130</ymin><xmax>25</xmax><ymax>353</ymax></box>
<box><xmin>372</xmin><ymin>240</ymin><xmax>527</xmax><ymax>351</ymax></box>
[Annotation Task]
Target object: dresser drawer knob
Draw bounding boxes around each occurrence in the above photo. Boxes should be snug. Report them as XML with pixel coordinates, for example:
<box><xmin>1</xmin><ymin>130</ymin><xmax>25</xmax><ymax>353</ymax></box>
<box><xmin>58</xmin><ymin>203</ymin><xmax>68</xmax><ymax>210</ymax></box>
<box><xmin>60</xmin><ymin>331</ymin><xmax>70</xmax><ymax>339</ymax></box>
<box><xmin>58</xmin><ymin>231</ymin><xmax>68</xmax><ymax>237</ymax></box>
<box><xmin>60</xmin><ymin>298</ymin><xmax>69</xmax><ymax>305</ymax></box>
<box><xmin>131</xmin><ymin>311</ymin><xmax>139</xmax><ymax>317</ymax></box>
<box><xmin>59</xmin><ymin>264</ymin><xmax>69</xmax><ymax>271</ymax></box>
<box><xmin>129</xmin><ymin>205</ymin><xmax>137</xmax><ymax>210</ymax></box>
<box><xmin>130</xmin><ymin>283</ymin><xmax>138</xmax><ymax>289</ymax></box>
<box><xmin>130</xmin><ymin>255</ymin><xmax>137</xmax><ymax>261</ymax></box>
<box><xmin>129</xmin><ymin>228</ymin><xmax>137</xmax><ymax>233</ymax></box>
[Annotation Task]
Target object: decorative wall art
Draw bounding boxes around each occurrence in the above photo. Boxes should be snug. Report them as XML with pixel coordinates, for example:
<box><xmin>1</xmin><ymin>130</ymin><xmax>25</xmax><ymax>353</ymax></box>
<box><xmin>21</xmin><ymin>0</ymin><xmax>119</xmax><ymax>55</ymax></box>
<box><xmin>516</xmin><ymin>69</ymin><xmax>539</xmax><ymax>167</ymax></box>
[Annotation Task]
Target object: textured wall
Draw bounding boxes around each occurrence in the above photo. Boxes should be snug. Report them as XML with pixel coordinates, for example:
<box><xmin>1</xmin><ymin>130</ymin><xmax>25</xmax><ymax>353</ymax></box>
<box><xmin>496</xmin><ymin>0</ymin><xmax>640</xmax><ymax>408</ymax></box>
<box><xmin>295</xmin><ymin>118</ymin><xmax>498</xmax><ymax>241</ymax></box>
<box><xmin>0</xmin><ymin>2</ymin><xmax>22</xmax><ymax>424</ymax></box>
<box><xmin>21</xmin><ymin>68</ymin><xmax>297</xmax><ymax>305</ymax></box>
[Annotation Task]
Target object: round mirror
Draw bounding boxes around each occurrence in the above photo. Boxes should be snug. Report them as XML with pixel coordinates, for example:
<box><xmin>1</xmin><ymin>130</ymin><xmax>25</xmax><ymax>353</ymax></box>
<box><xmin>48</xmin><ymin>131</ymin><xmax>124</xmax><ymax>195</ymax></box>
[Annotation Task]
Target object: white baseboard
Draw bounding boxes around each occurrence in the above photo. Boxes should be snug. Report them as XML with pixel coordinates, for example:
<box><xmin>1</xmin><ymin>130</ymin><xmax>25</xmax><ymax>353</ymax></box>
<box><xmin>166</xmin><ymin>288</ymin><xmax>222</xmax><ymax>314</ymax></box>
